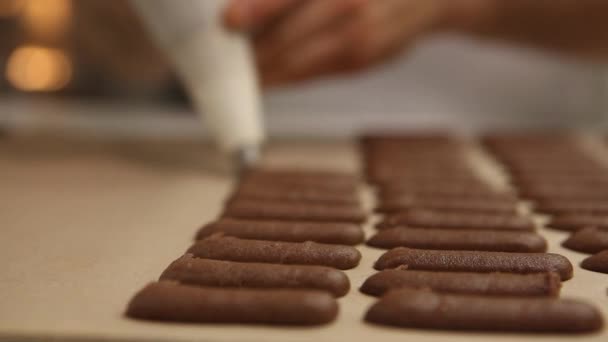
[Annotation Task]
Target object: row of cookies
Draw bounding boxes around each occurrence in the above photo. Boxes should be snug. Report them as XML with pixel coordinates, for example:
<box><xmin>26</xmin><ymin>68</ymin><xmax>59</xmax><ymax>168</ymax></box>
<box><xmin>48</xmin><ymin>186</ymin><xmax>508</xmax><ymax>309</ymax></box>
<box><xmin>485</xmin><ymin>134</ymin><xmax>608</xmax><ymax>274</ymax></box>
<box><xmin>126</xmin><ymin>169</ymin><xmax>365</xmax><ymax>325</ymax></box>
<box><xmin>360</xmin><ymin>134</ymin><xmax>603</xmax><ymax>333</ymax></box>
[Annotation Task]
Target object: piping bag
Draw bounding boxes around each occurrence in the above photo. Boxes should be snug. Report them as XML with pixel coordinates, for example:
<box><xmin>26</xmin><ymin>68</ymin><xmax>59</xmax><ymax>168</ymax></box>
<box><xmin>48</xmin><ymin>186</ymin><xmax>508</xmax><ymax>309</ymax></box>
<box><xmin>130</xmin><ymin>0</ymin><xmax>264</xmax><ymax>173</ymax></box>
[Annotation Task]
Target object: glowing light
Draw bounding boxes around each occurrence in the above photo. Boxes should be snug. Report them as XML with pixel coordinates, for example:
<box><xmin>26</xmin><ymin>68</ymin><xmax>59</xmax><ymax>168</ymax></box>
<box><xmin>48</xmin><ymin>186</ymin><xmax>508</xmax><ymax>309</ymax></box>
<box><xmin>20</xmin><ymin>0</ymin><xmax>72</xmax><ymax>42</ymax></box>
<box><xmin>0</xmin><ymin>0</ymin><xmax>24</xmax><ymax>17</ymax></box>
<box><xmin>6</xmin><ymin>45</ymin><xmax>73</xmax><ymax>92</ymax></box>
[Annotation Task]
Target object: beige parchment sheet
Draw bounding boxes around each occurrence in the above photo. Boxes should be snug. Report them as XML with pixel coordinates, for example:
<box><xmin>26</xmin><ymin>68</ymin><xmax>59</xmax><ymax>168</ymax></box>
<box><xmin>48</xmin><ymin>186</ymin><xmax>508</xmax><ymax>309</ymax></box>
<box><xmin>0</xmin><ymin>136</ymin><xmax>606</xmax><ymax>342</ymax></box>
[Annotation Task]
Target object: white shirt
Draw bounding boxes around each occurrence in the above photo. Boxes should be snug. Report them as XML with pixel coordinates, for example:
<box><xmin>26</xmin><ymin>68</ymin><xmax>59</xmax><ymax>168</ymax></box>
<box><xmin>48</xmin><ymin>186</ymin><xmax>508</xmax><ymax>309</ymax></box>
<box><xmin>264</xmin><ymin>35</ymin><xmax>608</xmax><ymax>137</ymax></box>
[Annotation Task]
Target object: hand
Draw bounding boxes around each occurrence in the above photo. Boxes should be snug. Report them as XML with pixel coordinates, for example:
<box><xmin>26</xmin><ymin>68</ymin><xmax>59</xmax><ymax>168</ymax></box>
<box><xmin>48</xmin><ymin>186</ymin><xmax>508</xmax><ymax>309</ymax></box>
<box><xmin>225</xmin><ymin>0</ymin><xmax>449</xmax><ymax>86</ymax></box>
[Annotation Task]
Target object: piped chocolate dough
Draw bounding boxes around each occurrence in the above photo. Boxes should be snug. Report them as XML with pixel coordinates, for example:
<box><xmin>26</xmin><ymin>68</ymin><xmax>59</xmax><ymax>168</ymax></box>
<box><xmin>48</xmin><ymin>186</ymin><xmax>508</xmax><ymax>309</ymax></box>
<box><xmin>188</xmin><ymin>236</ymin><xmax>361</xmax><ymax>270</ymax></box>
<box><xmin>365</xmin><ymin>288</ymin><xmax>603</xmax><ymax>333</ymax></box>
<box><xmin>196</xmin><ymin>218</ymin><xmax>364</xmax><ymax>245</ymax></box>
<box><xmin>127</xmin><ymin>282</ymin><xmax>339</xmax><ymax>326</ymax></box>
<box><xmin>360</xmin><ymin>269</ymin><xmax>561</xmax><ymax>297</ymax></box>
<box><xmin>377</xmin><ymin>209</ymin><xmax>534</xmax><ymax>231</ymax></box>
<box><xmin>367</xmin><ymin>227</ymin><xmax>546</xmax><ymax>252</ymax></box>
<box><xmin>562</xmin><ymin>227</ymin><xmax>608</xmax><ymax>254</ymax></box>
<box><xmin>160</xmin><ymin>255</ymin><xmax>350</xmax><ymax>297</ymax></box>
<box><xmin>374</xmin><ymin>247</ymin><xmax>573</xmax><ymax>280</ymax></box>
<box><xmin>377</xmin><ymin>195</ymin><xmax>518</xmax><ymax>214</ymax></box>
<box><xmin>581</xmin><ymin>250</ymin><xmax>608</xmax><ymax>274</ymax></box>
<box><xmin>224</xmin><ymin>199</ymin><xmax>366</xmax><ymax>223</ymax></box>
<box><xmin>548</xmin><ymin>214</ymin><xmax>608</xmax><ymax>232</ymax></box>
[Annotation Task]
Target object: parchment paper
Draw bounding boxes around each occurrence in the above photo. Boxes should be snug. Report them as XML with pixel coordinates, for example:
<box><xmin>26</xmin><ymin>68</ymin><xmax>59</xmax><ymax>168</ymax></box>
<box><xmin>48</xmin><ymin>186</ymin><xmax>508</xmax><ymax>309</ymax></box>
<box><xmin>0</xmin><ymin>136</ymin><xmax>606</xmax><ymax>342</ymax></box>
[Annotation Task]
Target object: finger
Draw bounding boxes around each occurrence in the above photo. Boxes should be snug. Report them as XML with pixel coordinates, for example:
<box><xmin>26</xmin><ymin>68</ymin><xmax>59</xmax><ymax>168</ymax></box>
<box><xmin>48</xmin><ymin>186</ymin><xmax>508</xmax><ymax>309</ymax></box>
<box><xmin>260</xmin><ymin>0</ymin><xmax>442</xmax><ymax>86</ymax></box>
<box><xmin>224</xmin><ymin>0</ymin><xmax>301</xmax><ymax>31</ymax></box>
<box><xmin>259</xmin><ymin>19</ymin><xmax>357</xmax><ymax>85</ymax></box>
<box><xmin>347</xmin><ymin>0</ymin><xmax>436</xmax><ymax>67</ymax></box>
<box><xmin>255</xmin><ymin>0</ymin><xmax>363</xmax><ymax>61</ymax></box>
<box><xmin>343</xmin><ymin>1</ymin><xmax>396</xmax><ymax>65</ymax></box>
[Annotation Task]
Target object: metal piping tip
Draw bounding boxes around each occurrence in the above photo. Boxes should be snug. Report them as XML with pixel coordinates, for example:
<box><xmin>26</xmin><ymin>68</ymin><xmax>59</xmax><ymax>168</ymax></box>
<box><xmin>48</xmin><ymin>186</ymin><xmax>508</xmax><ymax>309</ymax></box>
<box><xmin>234</xmin><ymin>145</ymin><xmax>260</xmax><ymax>177</ymax></box>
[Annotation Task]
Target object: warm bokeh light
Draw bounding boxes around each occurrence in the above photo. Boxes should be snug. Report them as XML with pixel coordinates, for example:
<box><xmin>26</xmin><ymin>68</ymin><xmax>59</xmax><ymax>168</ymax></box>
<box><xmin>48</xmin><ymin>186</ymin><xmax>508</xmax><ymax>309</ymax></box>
<box><xmin>6</xmin><ymin>45</ymin><xmax>72</xmax><ymax>92</ymax></box>
<box><xmin>0</xmin><ymin>0</ymin><xmax>24</xmax><ymax>17</ymax></box>
<box><xmin>20</xmin><ymin>0</ymin><xmax>71</xmax><ymax>42</ymax></box>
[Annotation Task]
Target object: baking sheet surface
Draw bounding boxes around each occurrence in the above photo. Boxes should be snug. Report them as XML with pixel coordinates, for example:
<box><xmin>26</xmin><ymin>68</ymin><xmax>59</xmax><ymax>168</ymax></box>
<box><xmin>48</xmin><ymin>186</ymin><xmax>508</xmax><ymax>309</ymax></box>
<box><xmin>0</xmin><ymin>137</ymin><xmax>606</xmax><ymax>342</ymax></box>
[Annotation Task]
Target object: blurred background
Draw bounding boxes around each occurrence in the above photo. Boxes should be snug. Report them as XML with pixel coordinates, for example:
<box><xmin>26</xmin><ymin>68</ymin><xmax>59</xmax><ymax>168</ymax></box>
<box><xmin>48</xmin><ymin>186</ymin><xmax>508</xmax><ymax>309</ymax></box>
<box><xmin>0</xmin><ymin>0</ymin><xmax>607</xmax><ymax>139</ymax></box>
<box><xmin>0</xmin><ymin>0</ymin><xmax>176</xmax><ymax>98</ymax></box>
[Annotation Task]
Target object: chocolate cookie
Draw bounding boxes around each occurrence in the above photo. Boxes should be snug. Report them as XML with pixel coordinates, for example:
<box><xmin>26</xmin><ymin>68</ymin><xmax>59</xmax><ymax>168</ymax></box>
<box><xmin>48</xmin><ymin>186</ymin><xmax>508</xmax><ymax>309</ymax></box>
<box><xmin>548</xmin><ymin>214</ymin><xmax>608</xmax><ymax>231</ymax></box>
<box><xmin>512</xmin><ymin>174</ymin><xmax>608</xmax><ymax>188</ymax></box>
<box><xmin>562</xmin><ymin>227</ymin><xmax>608</xmax><ymax>254</ymax></box>
<box><xmin>374</xmin><ymin>177</ymin><xmax>489</xmax><ymax>190</ymax></box>
<box><xmin>127</xmin><ymin>282</ymin><xmax>339</xmax><ymax>325</ymax></box>
<box><xmin>522</xmin><ymin>188</ymin><xmax>608</xmax><ymax>202</ymax></box>
<box><xmin>224</xmin><ymin>199</ymin><xmax>366</xmax><ymax>223</ymax></box>
<box><xmin>360</xmin><ymin>268</ymin><xmax>561</xmax><ymax>297</ymax></box>
<box><xmin>241</xmin><ymin>169</ymin><xmax>358</xmax><ymax>192</ymax></box>
<box><xmin>365</xmin><ymin>288</ymin><xmax>603</xmax><ymax>333</ymax></box>
<box><xmin>370</xmin><ymin>172</ymin><xmax>481</xmax><ymax>185</ymax></box>
<box><xmin>377</xmin><ymin>195</ymin><xmax>518</xmax><ymax>214</ymax></box>
<box><xmin>374</xmin><ymin>247</ymin><xmax>573</xmax><ymax>280</ymax></box>
<box><xmin>160</xmin><ymin>255</ymin><xmax>350</xmax><ymax>297</ymax></box>
<box><xmin>379</xmin><ymin>188</ymin><xmax>516</xmax><ymax>202</ymax></box>
<box><xmin>188</xmin><ymin>236</ymin><xmax>361</xmax><ymax>270</ymax></box>
<box><xmin>536</xmin><ymin>200</ymin><xmax>608</xmax><ymax>215</ymax></box>
<box><xmin>230</xmin><ymin>185</ymin><xmax>358</xmax><ymax>204</ymax></box>
<box><xmin>377</xmin><ymin>181</ymin><xmax>493</xmax><ymax>196</ymax></box>
<box><xmin>377</xmin><ymin>209</ymin><xmax>535</xmax><ymax>231</ymax></box>
<box><xmin>196</xmin><ymin>218</ymin><xmax>364</xmax><ymax>245</ymax></box>
<box><xmin>581</xmin><ymin>250</ymin><xmax>608</xmax><ymax>274</ymax></box>
<box><xmin>367</xmin><ymin>227</ymin><xmax>547</xmax><ymax>252</ymax></box>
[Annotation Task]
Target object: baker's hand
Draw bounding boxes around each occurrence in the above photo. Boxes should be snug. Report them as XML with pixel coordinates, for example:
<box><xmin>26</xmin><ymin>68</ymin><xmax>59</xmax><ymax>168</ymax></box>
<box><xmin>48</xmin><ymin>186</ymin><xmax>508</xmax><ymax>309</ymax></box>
<box><xmin>225</xmin><ymin>0</ymin><xmax>449</xmax><ymax>86</ymax></box>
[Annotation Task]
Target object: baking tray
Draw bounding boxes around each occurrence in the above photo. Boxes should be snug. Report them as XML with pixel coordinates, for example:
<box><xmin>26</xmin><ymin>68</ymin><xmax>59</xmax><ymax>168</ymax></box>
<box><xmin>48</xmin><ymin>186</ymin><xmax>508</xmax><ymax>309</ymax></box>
<box><xmin>0</xmin><ymin>136</ymin><xmax>606</xmax><ymax>342</ymax></box>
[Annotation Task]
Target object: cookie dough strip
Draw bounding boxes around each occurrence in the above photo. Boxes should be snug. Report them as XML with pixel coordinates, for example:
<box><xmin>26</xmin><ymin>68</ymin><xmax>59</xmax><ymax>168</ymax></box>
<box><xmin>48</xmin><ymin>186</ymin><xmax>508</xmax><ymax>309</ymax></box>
<box><xmin>562</xmin><ymin>227</ymin><xmax>608</xmax><ymax>254</ymax></box>
<box><xmin>230</xmin><ymin>186</ymin><xmax>359</xmax><ymax>204</ymax></box>
<box><xmin>548</xmin><ymin>214</ymin><xmax>608</xmax><ymax>231</ymax></box>
<box><xmin>367</xmin><ymin>227</ymin><xmax>546</xmax><ymax>252</ymax></box>
<box><xmin>188</xmin><ymin>236</ymin><xmax>362</xmax><ymax>270</ymax></box>
<box><xmin>365</xmin><ymin>288</ymin><xmax>603</xmax><ymax>333</ymax></box>
<box><xmin>377</xmin><ymin>209</ymin><xmax>534</xmax><ymax>231</ymax></box>
<box><xmin>377</xmin><ymin>196</ymin><xmax>518</xmax><ymax>214</ymax></box>
<box><xmin>197</xmin><ymin>218</ymin><xmax>364</xmax><ymax>245</ymax></box>
<box><xmin>161</xmin><ymin>255</ymin><xmax>351</xmax><ymax>297</ymax></box>
<box><xmin>127</xmin><ymin>282</ymin><xmax>338</xmax><ymax>325</ymax></box>
<box><xmin>360</xmin><ymin>269</ymin><xmax>561</xmax><ymax>297</ymax></box>
<box><xmin>581</xmin><ymin>250</ymin><xmax>608</xmax><ymax>274</ymax></box>
<box><xmin>374</xmin><ymin>247</ymin><xmax>573</xmax><ymax>280</ymax></box>
<box><xmin>224</xmin><ymin>199</ymin><xmax>366</xmax><ymax>223</ymax></box>
<box><xmin>536</xmin><ymin>200</ymin><xmax>608</xmax><ymax>215</ymax></box>
<box><xmin>241</xmin><ymin>170</ymin><xmax>358</xmax><ymax>192</ymax></box>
